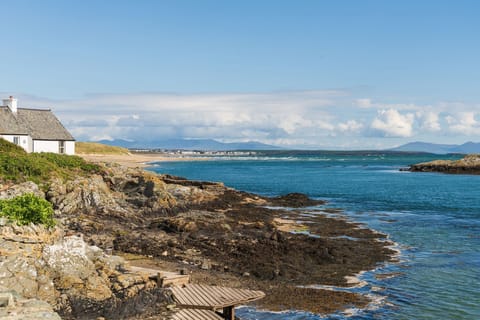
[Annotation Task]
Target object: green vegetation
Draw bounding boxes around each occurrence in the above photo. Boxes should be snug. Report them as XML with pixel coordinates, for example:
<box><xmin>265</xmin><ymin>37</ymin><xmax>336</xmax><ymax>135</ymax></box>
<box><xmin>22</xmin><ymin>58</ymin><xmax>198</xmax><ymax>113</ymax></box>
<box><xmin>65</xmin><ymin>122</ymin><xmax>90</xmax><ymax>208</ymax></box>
<box><xmin>75</xmin><ymin>141</ymin><xmax>130</xmax><ymax>155</ymax></box>
<box><xmin>0</xmin><ymin>193</ymin><xmax>56</xmax><ymax>227</ymax></box>
<box><xmin>0</xmin><ymin>138</ymin><xmax>27</xmax><ymax>153</ymax></box>
<box><xmin>0</xmin><ymin>138</ymin><xmax>101</xmax><ymax>184</ymax></box>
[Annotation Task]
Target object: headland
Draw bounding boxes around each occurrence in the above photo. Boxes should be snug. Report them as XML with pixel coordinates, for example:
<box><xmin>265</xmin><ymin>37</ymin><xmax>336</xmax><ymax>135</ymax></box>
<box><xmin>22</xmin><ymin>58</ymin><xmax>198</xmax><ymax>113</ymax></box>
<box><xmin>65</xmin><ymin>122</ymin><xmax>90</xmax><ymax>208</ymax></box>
<box><xmin>407</xmin><ymin>154</ymin><xmax>480</xmax><ymax>174</ymax></box>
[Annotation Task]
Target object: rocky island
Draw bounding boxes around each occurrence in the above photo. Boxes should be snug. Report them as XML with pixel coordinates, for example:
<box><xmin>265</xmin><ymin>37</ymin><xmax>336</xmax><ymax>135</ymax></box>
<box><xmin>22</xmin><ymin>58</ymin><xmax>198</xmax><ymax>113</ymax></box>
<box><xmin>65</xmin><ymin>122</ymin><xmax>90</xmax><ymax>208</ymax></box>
<box><xmin>0</xmin><ymin>140</ymin><xmax>395</xmax><ymax>319</ymax></box>
<box><xmin>408</xmin><ymin>154</ymin><xmax>480</xmax><ymax>174</ymax></box>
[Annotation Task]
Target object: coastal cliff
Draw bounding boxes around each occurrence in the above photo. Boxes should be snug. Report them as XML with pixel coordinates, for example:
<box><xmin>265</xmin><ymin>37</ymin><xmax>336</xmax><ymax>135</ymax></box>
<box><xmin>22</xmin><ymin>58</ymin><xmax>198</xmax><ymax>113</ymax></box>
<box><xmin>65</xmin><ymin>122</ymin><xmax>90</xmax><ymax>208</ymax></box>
<box><xmin>408</xmin><ymin>154</ymin><xmax>480</xmax><ymax>174</ymax></box>
<box><xmin>0</xmin><ymin>139</ymin><xmax>395</xmax><ymax>318</ymax></box>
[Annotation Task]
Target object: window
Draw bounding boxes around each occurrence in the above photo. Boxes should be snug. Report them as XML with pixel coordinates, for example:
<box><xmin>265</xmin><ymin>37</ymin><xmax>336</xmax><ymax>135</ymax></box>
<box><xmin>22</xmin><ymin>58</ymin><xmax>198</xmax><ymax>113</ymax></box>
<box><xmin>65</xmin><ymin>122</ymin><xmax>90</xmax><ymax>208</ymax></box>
<box><xmin>13</xmin><ymin>136</ymin><xmax>20</xmax><ymax>145</ymax></box>
<box><xmin>59</xmin><ymin>141</ymin><xmax>65</xmax><ymax>154</ymax></box>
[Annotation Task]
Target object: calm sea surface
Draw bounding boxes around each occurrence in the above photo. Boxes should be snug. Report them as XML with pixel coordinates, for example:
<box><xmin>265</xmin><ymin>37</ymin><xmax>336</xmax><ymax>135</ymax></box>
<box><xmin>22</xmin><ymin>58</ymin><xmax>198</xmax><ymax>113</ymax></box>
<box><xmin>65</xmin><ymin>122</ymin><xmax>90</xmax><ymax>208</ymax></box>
<box><xmin>148</xmin><ymin>152</ymin><xmax>480</xmax><ymax>320</ymax></box>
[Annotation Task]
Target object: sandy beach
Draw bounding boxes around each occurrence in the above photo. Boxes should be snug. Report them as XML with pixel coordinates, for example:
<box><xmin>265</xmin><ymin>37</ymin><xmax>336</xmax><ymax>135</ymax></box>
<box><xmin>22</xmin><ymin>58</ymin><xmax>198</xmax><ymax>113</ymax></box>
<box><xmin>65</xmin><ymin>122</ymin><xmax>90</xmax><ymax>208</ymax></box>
<box><xmin>78</xmin><ymin>152</ymin><xmax>204</xmax><ymax>168</ymax></box>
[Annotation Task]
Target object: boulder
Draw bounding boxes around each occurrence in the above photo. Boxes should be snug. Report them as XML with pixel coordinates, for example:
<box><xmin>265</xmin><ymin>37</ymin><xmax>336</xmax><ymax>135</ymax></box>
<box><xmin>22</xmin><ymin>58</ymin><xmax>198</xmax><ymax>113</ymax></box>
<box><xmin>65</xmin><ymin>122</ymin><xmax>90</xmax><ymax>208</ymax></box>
<box><xmin>0</xmin><ymin>182</ymin><xmax>44</xmax><ymax>200</ymax></box>
<box><xmin>0</xmin><ymin>223</ymin><xmax>161</xmax><ymax>318</ymax></box>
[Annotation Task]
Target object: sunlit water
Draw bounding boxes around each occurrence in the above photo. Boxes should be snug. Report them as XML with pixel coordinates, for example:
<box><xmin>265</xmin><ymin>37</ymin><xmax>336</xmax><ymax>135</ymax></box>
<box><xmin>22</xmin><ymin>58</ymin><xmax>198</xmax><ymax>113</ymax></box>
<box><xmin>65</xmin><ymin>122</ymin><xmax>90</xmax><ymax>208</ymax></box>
<box><xmin>148</xmin><ymin>152</ymin><xmax>480</xmax><ymax>320</ymax></box>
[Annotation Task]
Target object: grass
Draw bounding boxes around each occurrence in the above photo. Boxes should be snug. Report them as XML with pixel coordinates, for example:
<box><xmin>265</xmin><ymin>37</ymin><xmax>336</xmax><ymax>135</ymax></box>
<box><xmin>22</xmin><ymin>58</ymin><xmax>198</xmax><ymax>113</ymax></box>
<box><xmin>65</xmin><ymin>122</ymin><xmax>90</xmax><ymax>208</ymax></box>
<box><xmin>75</xmin><ymin>142</ymin><xmax>130</xmax><ymax>155</ymax></box>
<box><xmin>0</xmin><ymin>138</ymin><xmax>102</xmax><ymax>185</ymax></box>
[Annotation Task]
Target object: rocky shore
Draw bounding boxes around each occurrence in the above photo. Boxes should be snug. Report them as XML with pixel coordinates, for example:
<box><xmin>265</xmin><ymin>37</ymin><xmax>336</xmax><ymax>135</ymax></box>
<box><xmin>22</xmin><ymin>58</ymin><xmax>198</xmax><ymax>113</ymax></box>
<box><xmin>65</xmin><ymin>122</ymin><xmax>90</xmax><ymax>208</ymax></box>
<box><xmin>407</xmin><ymin>154</ymin><xmax>480</xmax><ymax>174</ymax></box>
<box><xmin>1</xmin><ymin>158</ymin><xmax>395</xmax><ymax>319</ymax></box>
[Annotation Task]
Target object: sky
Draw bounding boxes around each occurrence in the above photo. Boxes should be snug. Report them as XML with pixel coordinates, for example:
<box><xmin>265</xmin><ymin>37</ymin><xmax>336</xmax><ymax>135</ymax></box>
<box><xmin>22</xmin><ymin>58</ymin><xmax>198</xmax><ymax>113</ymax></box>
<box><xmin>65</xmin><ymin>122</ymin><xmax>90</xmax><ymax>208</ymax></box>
<box><xmin>1</xmin><ymin>0</ymin><xmax>479</xmax><ymax>149</ymax></box>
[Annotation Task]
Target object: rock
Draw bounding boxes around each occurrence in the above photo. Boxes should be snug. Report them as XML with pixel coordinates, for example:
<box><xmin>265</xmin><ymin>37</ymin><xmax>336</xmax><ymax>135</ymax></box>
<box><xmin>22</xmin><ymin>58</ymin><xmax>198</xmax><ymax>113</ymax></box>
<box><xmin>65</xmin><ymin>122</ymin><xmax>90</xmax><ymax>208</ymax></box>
<box><xmin>0</xmin><ymin>182</ymin><xmax>44</xmax><ymax>200</ymax></box>
<box><xmin>408</xmin><ymin>154</ymin><xmax>480</xmax><ymax>174</ymax></box>
<box><xmin>0</xmin><ymin>222</ymin><xmax>166</xmax><ymax>318</ymax></box>
<box><xmin>0</xmin><ymin>292</ymin><xmax>14</xmax><ymax>308</ymax></box>
<box><xmin>0</xmin><ymin>288</ymin><xmax>61</xmax><ymax>320</ymax></box>
<box><xmin>269</xmin><ymin>193</ymin><xmax>326</xmax><ymax>208</ymax></box>
<box><xmin>201</xmin><ymin>259</ymin><xmax>211</xmax><ymax>270</ymax></box>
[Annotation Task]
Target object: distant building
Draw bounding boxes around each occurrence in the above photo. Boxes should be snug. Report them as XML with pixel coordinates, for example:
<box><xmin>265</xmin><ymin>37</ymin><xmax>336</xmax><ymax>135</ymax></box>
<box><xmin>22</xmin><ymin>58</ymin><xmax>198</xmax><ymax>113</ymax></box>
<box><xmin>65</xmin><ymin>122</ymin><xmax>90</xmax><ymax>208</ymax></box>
<box><xmin>0</xmin><ymin>96</ymin><xmax>75</xmax><ymax>154</ymax></box>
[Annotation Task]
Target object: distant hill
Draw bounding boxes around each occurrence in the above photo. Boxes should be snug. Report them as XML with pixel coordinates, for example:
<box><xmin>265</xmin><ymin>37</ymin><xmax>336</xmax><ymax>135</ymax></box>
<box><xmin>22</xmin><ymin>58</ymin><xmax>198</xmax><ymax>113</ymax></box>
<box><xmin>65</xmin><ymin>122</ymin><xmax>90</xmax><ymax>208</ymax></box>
<box><xmin>391</xmin><ymin>141</ymin><xmax>480</xmax><ymax>154</ymax></box>
<box><xmin>97</xmin><ymin>138</ymin><xmax>282</xmax><ymax>151</ymax></box>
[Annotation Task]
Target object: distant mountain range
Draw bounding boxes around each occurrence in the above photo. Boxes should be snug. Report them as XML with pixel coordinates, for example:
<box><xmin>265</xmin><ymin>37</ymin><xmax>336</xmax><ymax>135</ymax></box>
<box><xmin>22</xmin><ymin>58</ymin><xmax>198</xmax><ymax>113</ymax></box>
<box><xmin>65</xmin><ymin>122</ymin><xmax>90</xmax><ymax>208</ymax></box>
<box><xmin>96</xmin><ymin>138</ymin><xmax>283</xmax><ymax>151</ymax></box>
<box><xmin>95</xmin><ymin>139</ymin><xmax>480</xmax><ymax>153</ymax></box>
<box><xmin>390</xmin><ymin>141</ymin><xmax>480</xmax><ymax>154</ymax></box>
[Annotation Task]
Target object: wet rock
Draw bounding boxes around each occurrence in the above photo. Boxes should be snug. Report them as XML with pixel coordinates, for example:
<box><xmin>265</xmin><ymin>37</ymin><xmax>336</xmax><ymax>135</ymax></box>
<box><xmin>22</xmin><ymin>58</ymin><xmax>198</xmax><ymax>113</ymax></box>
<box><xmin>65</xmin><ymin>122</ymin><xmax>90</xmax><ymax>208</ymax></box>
<box><xmin>269</xmin><ymin>193</ymin><xmax>326</xmax><ymax>208</ymax></box>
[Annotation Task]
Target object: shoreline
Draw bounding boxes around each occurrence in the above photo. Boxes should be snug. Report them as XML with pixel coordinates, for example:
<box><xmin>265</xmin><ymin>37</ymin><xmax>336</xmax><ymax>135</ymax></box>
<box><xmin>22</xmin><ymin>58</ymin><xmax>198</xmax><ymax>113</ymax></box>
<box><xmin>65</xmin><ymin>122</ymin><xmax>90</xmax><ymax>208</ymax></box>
<box><xmin>71</xmin><ymin>154</ymin><xmax>396</xmax><ymax>317</ymax></box>
<box><xmin>78</xmin><ymin>152</ymin><xmax>208</xmax><ymax>168</ymax></box>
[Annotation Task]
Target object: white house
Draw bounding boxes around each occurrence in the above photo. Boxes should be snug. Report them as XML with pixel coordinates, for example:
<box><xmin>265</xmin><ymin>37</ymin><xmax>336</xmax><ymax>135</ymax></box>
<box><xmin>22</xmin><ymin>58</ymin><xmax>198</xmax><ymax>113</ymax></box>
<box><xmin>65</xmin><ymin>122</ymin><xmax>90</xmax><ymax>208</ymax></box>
<box><xmin>0</xmin><ymin>96</ymin><xmax>75</xmax><ymax>155</ymax></box>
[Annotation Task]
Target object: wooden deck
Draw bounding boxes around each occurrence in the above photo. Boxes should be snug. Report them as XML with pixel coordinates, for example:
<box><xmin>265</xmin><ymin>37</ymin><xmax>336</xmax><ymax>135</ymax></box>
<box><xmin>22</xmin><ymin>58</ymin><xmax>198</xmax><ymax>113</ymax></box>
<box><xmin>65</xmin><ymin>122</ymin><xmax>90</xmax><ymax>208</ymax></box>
<box><xmin>171</xmin><ymin>309</ymin><xmax>223</xmax><ymax>320</ymax></box>
<box><xmin>171</xmin><ymin>284</ymin><xmax>265</xmax><ymax>320</ymax></box>
<box><xmin>129</xmin><ymin>266</ymin><xmax>190</xmax><ymax>287</ymax></box>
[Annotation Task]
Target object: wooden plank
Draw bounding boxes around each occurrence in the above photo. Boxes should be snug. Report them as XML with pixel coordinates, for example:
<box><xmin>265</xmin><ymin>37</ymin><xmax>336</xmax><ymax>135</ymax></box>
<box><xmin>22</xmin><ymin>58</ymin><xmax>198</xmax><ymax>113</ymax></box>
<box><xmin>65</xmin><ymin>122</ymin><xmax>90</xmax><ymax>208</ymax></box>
<box><xmin>172</xmin><ymin>309</ymin><xmax>223</xmax><ymax>320</ymax></box>
<box><xmin>161</xmin><ymin>275</ymin><xmax>190</xmax><ymax>287</ymax></box>
<box><xmin>171</xmin><ymin>284</ymin><xmax>265</xmax><ymax>309</ymax></box>
<box><xmin>195</xmin><ymin>285</ymin><xmax>227</xmax><ymax>307</ymax></box>
<box><xmin>171</xmin><ymin>286</ymin><xmax>201</xmax><ymax>308</ymax></box>
<box><xmin>187</xmin><ymin>284</ymin><xmax>216</xmax><ymax>307</ymax></box>
<box><xmin>130</xmin><ymin>266</ymin><xmax>190</xmax><ymax>287</ymax></box>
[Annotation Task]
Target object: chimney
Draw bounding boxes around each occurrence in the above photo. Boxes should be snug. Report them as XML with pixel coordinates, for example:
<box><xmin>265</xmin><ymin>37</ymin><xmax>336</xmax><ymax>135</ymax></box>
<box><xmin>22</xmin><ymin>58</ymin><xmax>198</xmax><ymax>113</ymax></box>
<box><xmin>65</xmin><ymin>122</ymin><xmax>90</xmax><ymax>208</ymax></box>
<box><xmin>3</xmin><ymin>96</ymin><xmax>17</xmax><ymax>113</ymax></box>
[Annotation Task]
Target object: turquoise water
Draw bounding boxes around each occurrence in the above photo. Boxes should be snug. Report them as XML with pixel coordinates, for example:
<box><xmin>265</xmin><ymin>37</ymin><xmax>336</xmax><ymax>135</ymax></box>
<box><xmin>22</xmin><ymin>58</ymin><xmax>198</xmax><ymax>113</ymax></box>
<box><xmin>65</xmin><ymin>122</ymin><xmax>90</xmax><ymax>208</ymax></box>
<box><xmin>148</xmin><ymin>152</ymin><xmax>480</xmax><ymax>320</ymax></box>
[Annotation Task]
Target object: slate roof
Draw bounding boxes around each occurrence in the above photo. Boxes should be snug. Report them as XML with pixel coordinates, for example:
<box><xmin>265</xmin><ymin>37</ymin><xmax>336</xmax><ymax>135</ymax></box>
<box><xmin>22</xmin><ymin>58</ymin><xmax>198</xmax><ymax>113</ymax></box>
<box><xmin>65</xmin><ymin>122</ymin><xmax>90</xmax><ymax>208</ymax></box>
<box><xmin>0</xmin><ymin>106</ymin><xmax>75</xmax><ymax>141</ymax></box>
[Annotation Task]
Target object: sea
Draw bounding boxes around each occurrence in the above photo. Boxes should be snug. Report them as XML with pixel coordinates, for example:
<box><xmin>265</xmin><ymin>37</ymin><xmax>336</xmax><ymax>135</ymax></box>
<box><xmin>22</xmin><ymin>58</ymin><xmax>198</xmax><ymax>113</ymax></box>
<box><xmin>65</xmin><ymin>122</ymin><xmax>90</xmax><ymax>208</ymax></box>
<box><xmin>147</xmin><ymin>151</ymin><xmax>480</xmax><ymax>320</ymax></box>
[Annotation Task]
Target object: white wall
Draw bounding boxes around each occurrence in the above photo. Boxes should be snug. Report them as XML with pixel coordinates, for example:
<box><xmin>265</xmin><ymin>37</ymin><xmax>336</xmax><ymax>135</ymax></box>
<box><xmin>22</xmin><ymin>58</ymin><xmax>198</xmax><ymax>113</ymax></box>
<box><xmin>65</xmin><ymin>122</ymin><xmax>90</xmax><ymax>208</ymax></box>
<box><xmin>33</xmin><ymin>140</ymin><xmax>75</xmax><ymax>155</ymax></box>
<box><xmin>33</xmin><ymin>140</ymin><xmax>59</xmax><ymax>153</ymax></box>
<box><xmin>65</xmin><ymin>141</ymin><xmax>75</xmax><ymax>155</ymax></box>
<box><xmin>0</xmin><ymin>134</ymin><xmax>32</xmax><ymax>152</ymax></box>
<box><xmin>1</xmin><ymin>136</ymin><xmax>75</xmax><ymax>155</ymax></box>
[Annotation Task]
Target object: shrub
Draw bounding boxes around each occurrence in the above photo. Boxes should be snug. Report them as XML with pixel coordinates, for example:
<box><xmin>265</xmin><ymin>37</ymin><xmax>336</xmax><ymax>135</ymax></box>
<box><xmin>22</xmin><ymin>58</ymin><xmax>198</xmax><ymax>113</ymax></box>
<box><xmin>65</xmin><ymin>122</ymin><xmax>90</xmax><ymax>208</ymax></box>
<box><xmin>0</xmin><ymin>194</ymin><xmax>56</xmax><ymax>227</ymax></box>
<box><xmin>0</xmin><ymin>139</ymin><xmax>101</xmax><ymax>184</ymax></box>
<box><xmin>0</xmin><ymin>138</ymin><xmax>27</xmax><ymax>154</ymax></box>
<box><xmin>32</xmin><ymin>153</ymin><xmax>101</xmax><ymax>173</ymax></box>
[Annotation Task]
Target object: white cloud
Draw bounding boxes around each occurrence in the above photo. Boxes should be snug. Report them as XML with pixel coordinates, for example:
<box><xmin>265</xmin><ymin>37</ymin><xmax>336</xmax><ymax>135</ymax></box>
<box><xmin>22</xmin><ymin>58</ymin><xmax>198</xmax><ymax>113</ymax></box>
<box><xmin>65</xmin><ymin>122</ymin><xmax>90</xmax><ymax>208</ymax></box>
<box><xmin>355</xmin><ymin>98</ymin><xmax>373</xmax><ymax>108</ymax></box>
<box><xmin>338</xmin><ymin>120</ymin><xmax>363</xmax><ymax>133</ymax></box>
<box><xmin>10</xmin><ymin>92</ymin><xmax>480</xmax><ymax>148</ymax></box>
<box><xmin>416</xmin><ymin>111</ymin><xmax>441</xmax><ymax>132</ymax></box>
<box><xmin>355</xmin><ymin>98</ymin><xmax>424</xmax><ymax>111</ymax></box>
<box><xmin>17</xmin><ymin>91</ymin><xmax>344</xmax><ymax>144</ymax></box>
<box><xmin>370</xmin><ymin>109</ymin><xmax>415</xmax><ymax>137</ymax></box>
<box><xmin>446</xmin><ymin>112</ymin><xmax>480</xmax><ymax>135</ymax></box>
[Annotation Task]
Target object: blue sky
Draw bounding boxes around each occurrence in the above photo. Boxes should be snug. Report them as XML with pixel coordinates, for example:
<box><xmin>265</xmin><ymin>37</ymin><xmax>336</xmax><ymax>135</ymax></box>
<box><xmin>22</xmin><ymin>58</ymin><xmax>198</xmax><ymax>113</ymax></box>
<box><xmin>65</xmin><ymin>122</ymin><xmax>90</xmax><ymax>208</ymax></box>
<box><xmin>1</xmin><ymin>0</ymin><xmax>479</xmax><ymax>149</ymax></box>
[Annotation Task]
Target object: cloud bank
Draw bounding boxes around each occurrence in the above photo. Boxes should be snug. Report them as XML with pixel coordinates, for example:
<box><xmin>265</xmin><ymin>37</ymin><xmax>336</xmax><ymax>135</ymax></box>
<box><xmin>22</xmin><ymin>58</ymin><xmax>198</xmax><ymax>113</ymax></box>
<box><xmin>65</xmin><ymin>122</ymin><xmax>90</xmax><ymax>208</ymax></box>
<box><xmin>11</xmin><ymin>91</ymin><xmax>480</xmax><ymax>149</ymax></box>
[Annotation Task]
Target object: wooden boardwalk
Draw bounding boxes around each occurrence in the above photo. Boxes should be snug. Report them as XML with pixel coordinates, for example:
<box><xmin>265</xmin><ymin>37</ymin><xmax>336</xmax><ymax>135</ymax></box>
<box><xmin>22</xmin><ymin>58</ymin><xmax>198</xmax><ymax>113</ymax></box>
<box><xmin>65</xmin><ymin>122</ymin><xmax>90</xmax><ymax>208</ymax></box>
<box><xmin>171</xmin><ymin>284</ymin><xmax>265</xmax><ymax>320</ymax></box>
<box><xmin>171</xmin><ymin>309</ymin><xmax>223</xmax><ymax>320</ymax></box>
<box><xmin>129</xmin><ymin>266</ymin><xmax>190</xmax><ymax>287</ymax></box>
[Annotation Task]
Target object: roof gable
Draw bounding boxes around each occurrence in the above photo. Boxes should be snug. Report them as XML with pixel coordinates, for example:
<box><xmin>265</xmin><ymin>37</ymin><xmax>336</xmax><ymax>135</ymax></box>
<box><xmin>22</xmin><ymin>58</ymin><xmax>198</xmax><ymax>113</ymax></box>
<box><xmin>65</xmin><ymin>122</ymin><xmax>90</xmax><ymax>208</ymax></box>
<box><xmin>0</xmin><ymin>106</ymin><xmax>75</xmax><ymax>141</ymax></box>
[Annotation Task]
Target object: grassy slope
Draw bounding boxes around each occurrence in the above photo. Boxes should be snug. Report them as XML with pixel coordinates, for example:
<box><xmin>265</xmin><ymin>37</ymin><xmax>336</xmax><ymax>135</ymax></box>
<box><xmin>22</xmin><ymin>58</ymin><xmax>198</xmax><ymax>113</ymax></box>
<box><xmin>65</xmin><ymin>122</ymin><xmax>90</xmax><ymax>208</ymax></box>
<box><xmin>0</xmin><ymin>138</ymin><xmax>101</xmax><ymax>184</ymax></box>
<box><xmin>75</xmin><ymin>142</ymin><xmax>130</xmax><ymax>155</ymax></box>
